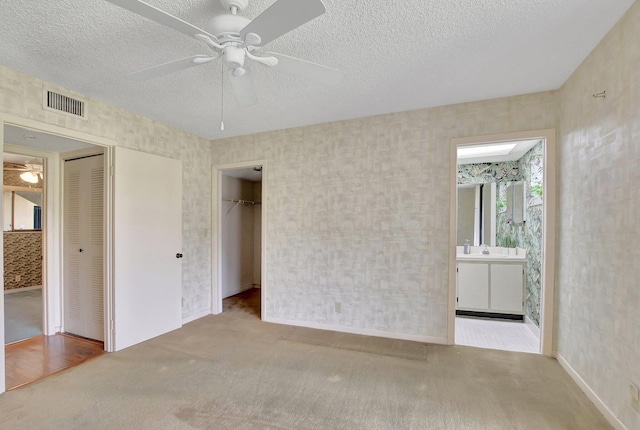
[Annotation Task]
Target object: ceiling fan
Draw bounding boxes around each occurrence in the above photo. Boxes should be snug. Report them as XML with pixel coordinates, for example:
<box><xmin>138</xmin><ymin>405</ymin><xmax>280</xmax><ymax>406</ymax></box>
<box><xmin>5</xmin><ymin>162</ymin><xmax>44</xmax><ymax>184</ymax></box>
<box><xmin>105</xmin><ymin>0</ymin><xmax>345</xmax><ymax>107</ymax></box>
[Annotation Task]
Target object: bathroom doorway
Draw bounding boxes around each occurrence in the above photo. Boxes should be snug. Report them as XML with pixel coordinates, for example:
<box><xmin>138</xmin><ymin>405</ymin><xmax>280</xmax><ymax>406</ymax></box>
<box><xmin>449</xmin><ymin>130</ymin><xmax>556</xmax><ymax>356</ymax></box>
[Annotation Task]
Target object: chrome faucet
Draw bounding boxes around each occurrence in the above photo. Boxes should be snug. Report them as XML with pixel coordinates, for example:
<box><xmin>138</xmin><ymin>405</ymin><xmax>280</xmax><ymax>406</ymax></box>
<box><xmin>482</xmin><ymin>244</ymin><xmax>490</xmax><ymax>255</ymax></box>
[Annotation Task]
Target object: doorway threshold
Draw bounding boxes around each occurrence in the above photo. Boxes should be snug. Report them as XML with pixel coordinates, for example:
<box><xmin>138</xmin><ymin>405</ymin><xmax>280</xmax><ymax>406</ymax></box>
<box><xmin>5</xmin><ymin>334</ymin><xmax>106</xmax><ymax>390</ymax></box>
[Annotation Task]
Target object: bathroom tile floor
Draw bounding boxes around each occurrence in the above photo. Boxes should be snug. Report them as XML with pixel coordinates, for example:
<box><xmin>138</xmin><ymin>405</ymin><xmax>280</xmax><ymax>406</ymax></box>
<box><xmin>455</xmin><ymin>316</ymin><xmax>539</xmax><ymax>354</ymax></box>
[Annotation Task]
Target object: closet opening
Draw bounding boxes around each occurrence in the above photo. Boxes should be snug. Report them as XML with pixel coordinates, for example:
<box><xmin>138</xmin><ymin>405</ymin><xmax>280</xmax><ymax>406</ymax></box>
<box><xmin>217</xmin><ymin>165</ymin><xmax>262</xmax><ymax>319</ymax></box>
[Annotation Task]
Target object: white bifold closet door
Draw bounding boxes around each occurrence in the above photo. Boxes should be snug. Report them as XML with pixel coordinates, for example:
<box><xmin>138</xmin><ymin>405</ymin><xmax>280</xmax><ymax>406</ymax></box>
<box><xmin>113</xmin><ymin>147</ymin><xmax>182</xmax><ymax>351</ymax></box>
<box><xmin>63</xmin><ymin>154</ymin><xmax>104</xmax><ymax>341</ymax></box>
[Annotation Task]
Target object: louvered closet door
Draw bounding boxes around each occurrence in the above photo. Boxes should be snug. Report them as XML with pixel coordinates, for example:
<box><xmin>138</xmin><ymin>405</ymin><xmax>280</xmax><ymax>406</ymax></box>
<box><xmin>63</xmin><ymin>154</ymin><xmax>104</xmax><ymax>341</ymax></box>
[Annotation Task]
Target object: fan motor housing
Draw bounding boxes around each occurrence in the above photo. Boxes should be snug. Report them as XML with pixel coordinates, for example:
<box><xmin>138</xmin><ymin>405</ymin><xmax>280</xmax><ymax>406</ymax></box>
<box><xmin>206</xmin><ymin>14</ymin><xmax>251</xmax><ymax>40</ymax></box>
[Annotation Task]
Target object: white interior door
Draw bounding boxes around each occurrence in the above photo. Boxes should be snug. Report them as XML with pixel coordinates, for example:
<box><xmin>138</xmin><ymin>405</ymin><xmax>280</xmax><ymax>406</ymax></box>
<box><xmin>113</xmin><ymin>147</ymin><xmax>182</xmax><ymax>351</ymax></box>
<box><xmin>63</xmin><ymin>154</ymin><xmax>104</xmax><ymax>341</ymax></box>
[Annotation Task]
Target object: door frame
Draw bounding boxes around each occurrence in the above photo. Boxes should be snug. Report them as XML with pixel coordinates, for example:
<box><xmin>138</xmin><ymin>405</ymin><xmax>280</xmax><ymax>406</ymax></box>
<box><xmin>449</xmin><ymin>129</ymin><xmax>557</xmax><ymax>357</ymax></box>
<box><xmin>211</xmin><ymin>160</ymin><xmax>267</xmax><ymax>318</ymax></box>
<box><xmin>0</xmin><ymin>114</ymin><xmax>117</xmax><ymax>393</ymax></box>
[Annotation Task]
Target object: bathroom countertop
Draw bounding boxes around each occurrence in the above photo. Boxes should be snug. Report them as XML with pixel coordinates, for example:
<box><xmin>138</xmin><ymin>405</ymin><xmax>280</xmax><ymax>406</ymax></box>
<box><xmin>456</xmin><ymin>253</ymin><xmax>527</xmax><ymax>262</ymax></box>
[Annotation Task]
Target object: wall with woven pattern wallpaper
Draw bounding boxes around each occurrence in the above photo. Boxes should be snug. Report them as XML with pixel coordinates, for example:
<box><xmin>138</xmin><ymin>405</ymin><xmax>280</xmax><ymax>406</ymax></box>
<box><xmin>212</xmin><ymin>92</ymin><xmax>558</xmax><ymax>340</ymax></box>
<box><xmin>0</xmin><ymin>65</ymin><xmax>212</xmax><ymax>319</ymax></box>
<box><xmin>4</xmin><ymin>231</ymin><xmax>42</xmax><ymax>290</ymax></box>
<box><xmin>517</xmin><ymin>143</ymin><xmax>544</xmax><ymax>326</ymax></box>
<box><xmin>557</xmin><ymin>1</ymin><xmax>640</xmax><ymax>428</ymax></box>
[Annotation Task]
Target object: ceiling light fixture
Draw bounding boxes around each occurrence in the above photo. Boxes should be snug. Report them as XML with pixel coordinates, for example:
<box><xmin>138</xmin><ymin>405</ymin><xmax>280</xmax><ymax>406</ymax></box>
<box><xmin>20</xmin><ymin>171</ymin><xmax>39</xmax><ymax>184</ymax></box>
<box><xmin>457</xmin><ymin>143</ymin><xmax>517</xmax><ymax>159</ymax></box>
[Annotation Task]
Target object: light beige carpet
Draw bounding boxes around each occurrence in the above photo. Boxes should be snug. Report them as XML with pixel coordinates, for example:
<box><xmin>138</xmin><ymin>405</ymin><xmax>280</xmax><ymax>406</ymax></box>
<box><xmin>0</xmin><ymin>289</ymin><xmax>610</xmax><ymax>429</ymax></box>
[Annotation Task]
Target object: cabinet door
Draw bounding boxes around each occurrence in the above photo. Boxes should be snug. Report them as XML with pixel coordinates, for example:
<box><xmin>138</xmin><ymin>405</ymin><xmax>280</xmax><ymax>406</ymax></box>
<box><xmin>457</xmin><ymin>263</ymin><xmax>489</xmax><ymax>310</ymax></box>
<box><xmin>490</xmin><ymin>264</ymin><xmax>523</xmax><ymax>313</ymax></box>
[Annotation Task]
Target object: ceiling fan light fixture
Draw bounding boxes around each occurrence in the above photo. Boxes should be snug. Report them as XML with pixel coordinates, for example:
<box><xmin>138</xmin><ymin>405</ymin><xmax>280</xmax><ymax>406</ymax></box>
<box><xmin>20</xmin><ymin>171</ymin><xmax>39</xmax><ymax>184</ymax></box>
<box><xmin>224</xmin><ymin>45</ymin><xmax>246</xmax><ymax>69</ymax></box>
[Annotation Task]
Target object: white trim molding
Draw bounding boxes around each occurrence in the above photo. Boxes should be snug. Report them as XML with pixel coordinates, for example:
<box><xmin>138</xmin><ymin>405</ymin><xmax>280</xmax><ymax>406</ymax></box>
<box><xmin>524</xmin><ymin>315</ymin><xmax>540</xmax><ymax>340</ymax></box>
<box><xmin>182</xmin><ymin>310</ymin><xmax>211</xmax><ymax>325</ymax></box>
<box><xmin>4</xmin><ymin>285</ymin><xmax>43</xmax><ymax>295</ymax></box>
<box><xmin>557</xmin><ymin>354</ymin><xmax>628</xmax><ymax>430</ymax></box>
<box><xmin>265</xmin><ymin>317</ymin><xmax>448</xmax><ymax>345</ymax></box>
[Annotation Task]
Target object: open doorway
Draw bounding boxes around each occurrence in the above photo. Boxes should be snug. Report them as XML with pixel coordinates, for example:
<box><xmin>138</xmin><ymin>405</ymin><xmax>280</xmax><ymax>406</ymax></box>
<box><xmin>3</xmin><ymin>153</ymin><xmax>45</xmax><ymax>344</ymax></box>
<box><xmin>220</xmin><ymin>167</ymin><xmax>262</xmax><ymax>318</ymax></box>
<box><xmin>450</xmin><ymin>131</ymin><xmax>556</xmax><ymax>356</ymax></box>
<box><xmin>213</xmin><ymin>161</ymin><xmax>265</xmax><ymax>319</ymax></box>
<box><xmin>3</xmin><ymin>124</ymin><xmax>107</xmax><ymax>390</ymax></box>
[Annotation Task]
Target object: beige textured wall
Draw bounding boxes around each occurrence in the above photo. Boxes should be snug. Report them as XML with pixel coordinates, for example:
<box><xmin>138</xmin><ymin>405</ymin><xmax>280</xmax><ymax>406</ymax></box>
<box><xmin>557</xmin><ymin>1</ymin><xmax>640</xmax><ymax>428</ymax></box>
<box><xmin>212</xmin><ymin>91</ymin><xmax>558</xmax><ymax>339</ymax></box>
<box><xmin>3</xmin><ymin>231</ymin><xmax>42</xmax><ymax>290</ymax></box>
<box><xmin>0</xmin><ymin>66</ymin><xmax>212</xmax><ymax>319</ymax></box>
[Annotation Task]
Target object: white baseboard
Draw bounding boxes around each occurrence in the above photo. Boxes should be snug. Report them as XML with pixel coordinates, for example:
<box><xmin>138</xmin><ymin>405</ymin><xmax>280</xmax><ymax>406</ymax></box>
<box><xmin>182</xmin><ymin>310</ymin><xmax>211</xmax><ymax>325</ymax></box>
<box><xmin>556</xmin><ymin>354</ymin><xmax>628</xmax><ymax>430</ymax></box>
<box><xmin>4</xmin><ymin>285</ymin><xmax>42</xmax><ymax>295</ymax></box>
<box><xmin>524</xmin><ymin>315</ymin><xmax>540</xmax><ymax>339</ymax></box>
<box><xmin>264</xmin><ymin>317</ymin><xmax>447</xmax><ymax>345</ymax></box>
<box><xmin>222</xmin><ymin>284</ymin><xmax>256</xmax><ymax>300</ymax></box>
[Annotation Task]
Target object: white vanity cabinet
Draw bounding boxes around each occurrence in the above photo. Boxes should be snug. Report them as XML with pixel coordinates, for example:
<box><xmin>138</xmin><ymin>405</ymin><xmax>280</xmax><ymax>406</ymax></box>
<box><xmin>490</xmin><ymin>264</ymin><xmax>525</xmax><ymax>313</ymax></box>
<box><xmin>456</xmin><ymin>261</ymin><xmax>525</xmax><ymax>315</ymax></box>
<box><xmin>457</xmin><ymin>263</ymin><xmax>489</xmax><ymax>310</ymax></box>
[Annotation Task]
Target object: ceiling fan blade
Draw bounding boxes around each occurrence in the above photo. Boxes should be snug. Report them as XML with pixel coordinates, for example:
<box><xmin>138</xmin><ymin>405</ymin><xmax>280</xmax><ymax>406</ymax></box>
<box><xmin>240</xmin><ymin>0</ymin><xmax>326</xmax><ymax>47</ymax></box>
<box><xmin>228</xmin><ymin>69</ymin><xmax>258</xmax><ymax>107</ymax></box>
<box><xmin>266</xmin><ymin>52</ymin><xmax>345</xmax><ymax>86</ymax></box>
<box><xmin>127</xmin><ymin>55</ymin><xmax>217</xmax><ymax>81</ymax></box>
<box><xmin>105</xmin><ymin>0</ymin><xmax>219</xmax><ymax>41</ymax></box>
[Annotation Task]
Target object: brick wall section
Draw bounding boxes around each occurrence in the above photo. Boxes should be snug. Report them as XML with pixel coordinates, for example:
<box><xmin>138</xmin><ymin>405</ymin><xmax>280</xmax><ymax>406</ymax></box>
<box><xmin>3</xmin><ymin>231</ymin><xmax>42</xmax><ymax>290</ymax></box>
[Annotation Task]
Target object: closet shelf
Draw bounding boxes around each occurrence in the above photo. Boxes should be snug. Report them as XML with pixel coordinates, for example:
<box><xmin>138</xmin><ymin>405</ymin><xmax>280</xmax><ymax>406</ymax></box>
<box><xmin>222</xmin><ymin>198</ymin><xmax>261</xmax><ymax>205</ymax></box>
<box><xmin>223</xmin><ymin>198</ymin><xmax>261</xmax><ymax>215</ymax></box>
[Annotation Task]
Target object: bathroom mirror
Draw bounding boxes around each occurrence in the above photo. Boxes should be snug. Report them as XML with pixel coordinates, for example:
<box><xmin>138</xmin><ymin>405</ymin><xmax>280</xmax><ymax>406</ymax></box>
<box><xmin>457</xmin><ymin>183</ymin><xmax>496</xmax><ymax>246</ymax></box>
<box><xmin>505</xmin><ymin>181</ymin><xmax>526</xmax><ymax>224</ymax></box>
<box><xmin>3</xmin><ymin>190</ymin><xmax>43</xmax><ymax>231</ymax></box>
<box><xmin>3</xmin><ymin>155</ymin><xmax>45</xmax><ymax>231</ymax></box>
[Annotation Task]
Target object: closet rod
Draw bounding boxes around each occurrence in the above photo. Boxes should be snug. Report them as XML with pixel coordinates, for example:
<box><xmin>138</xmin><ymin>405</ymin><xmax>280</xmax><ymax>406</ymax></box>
<box><xmin>222</xmin><ymin>198</ymin><xmax>261</xmax><ymax>205</ymax></box>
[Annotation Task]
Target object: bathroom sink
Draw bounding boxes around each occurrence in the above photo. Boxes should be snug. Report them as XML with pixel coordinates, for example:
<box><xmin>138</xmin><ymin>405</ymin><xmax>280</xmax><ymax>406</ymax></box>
<box><xmin>456</xmin><ymin>253</ymin><xmax>525</xmax><ymax>260</ymax></box>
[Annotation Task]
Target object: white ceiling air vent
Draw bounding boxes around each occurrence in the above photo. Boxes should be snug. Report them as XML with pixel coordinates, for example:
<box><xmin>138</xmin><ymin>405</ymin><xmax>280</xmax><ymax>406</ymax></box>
<box><xmin>42</xmin><ymin>87</ymin><xmax>88</xmax><ymax>120</ymax></box>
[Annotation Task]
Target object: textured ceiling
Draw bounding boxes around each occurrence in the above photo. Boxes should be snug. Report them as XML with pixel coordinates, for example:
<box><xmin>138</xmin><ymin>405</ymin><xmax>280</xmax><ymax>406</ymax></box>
<box><xmin>0</xmin><ymin>0</ymin><xmax>634</xmax><ymax>140</ymax></box>
<box><xmin>4</xmin><ymin>125</ymin><xmax>96</xmax><ymax>153</ymax></box>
